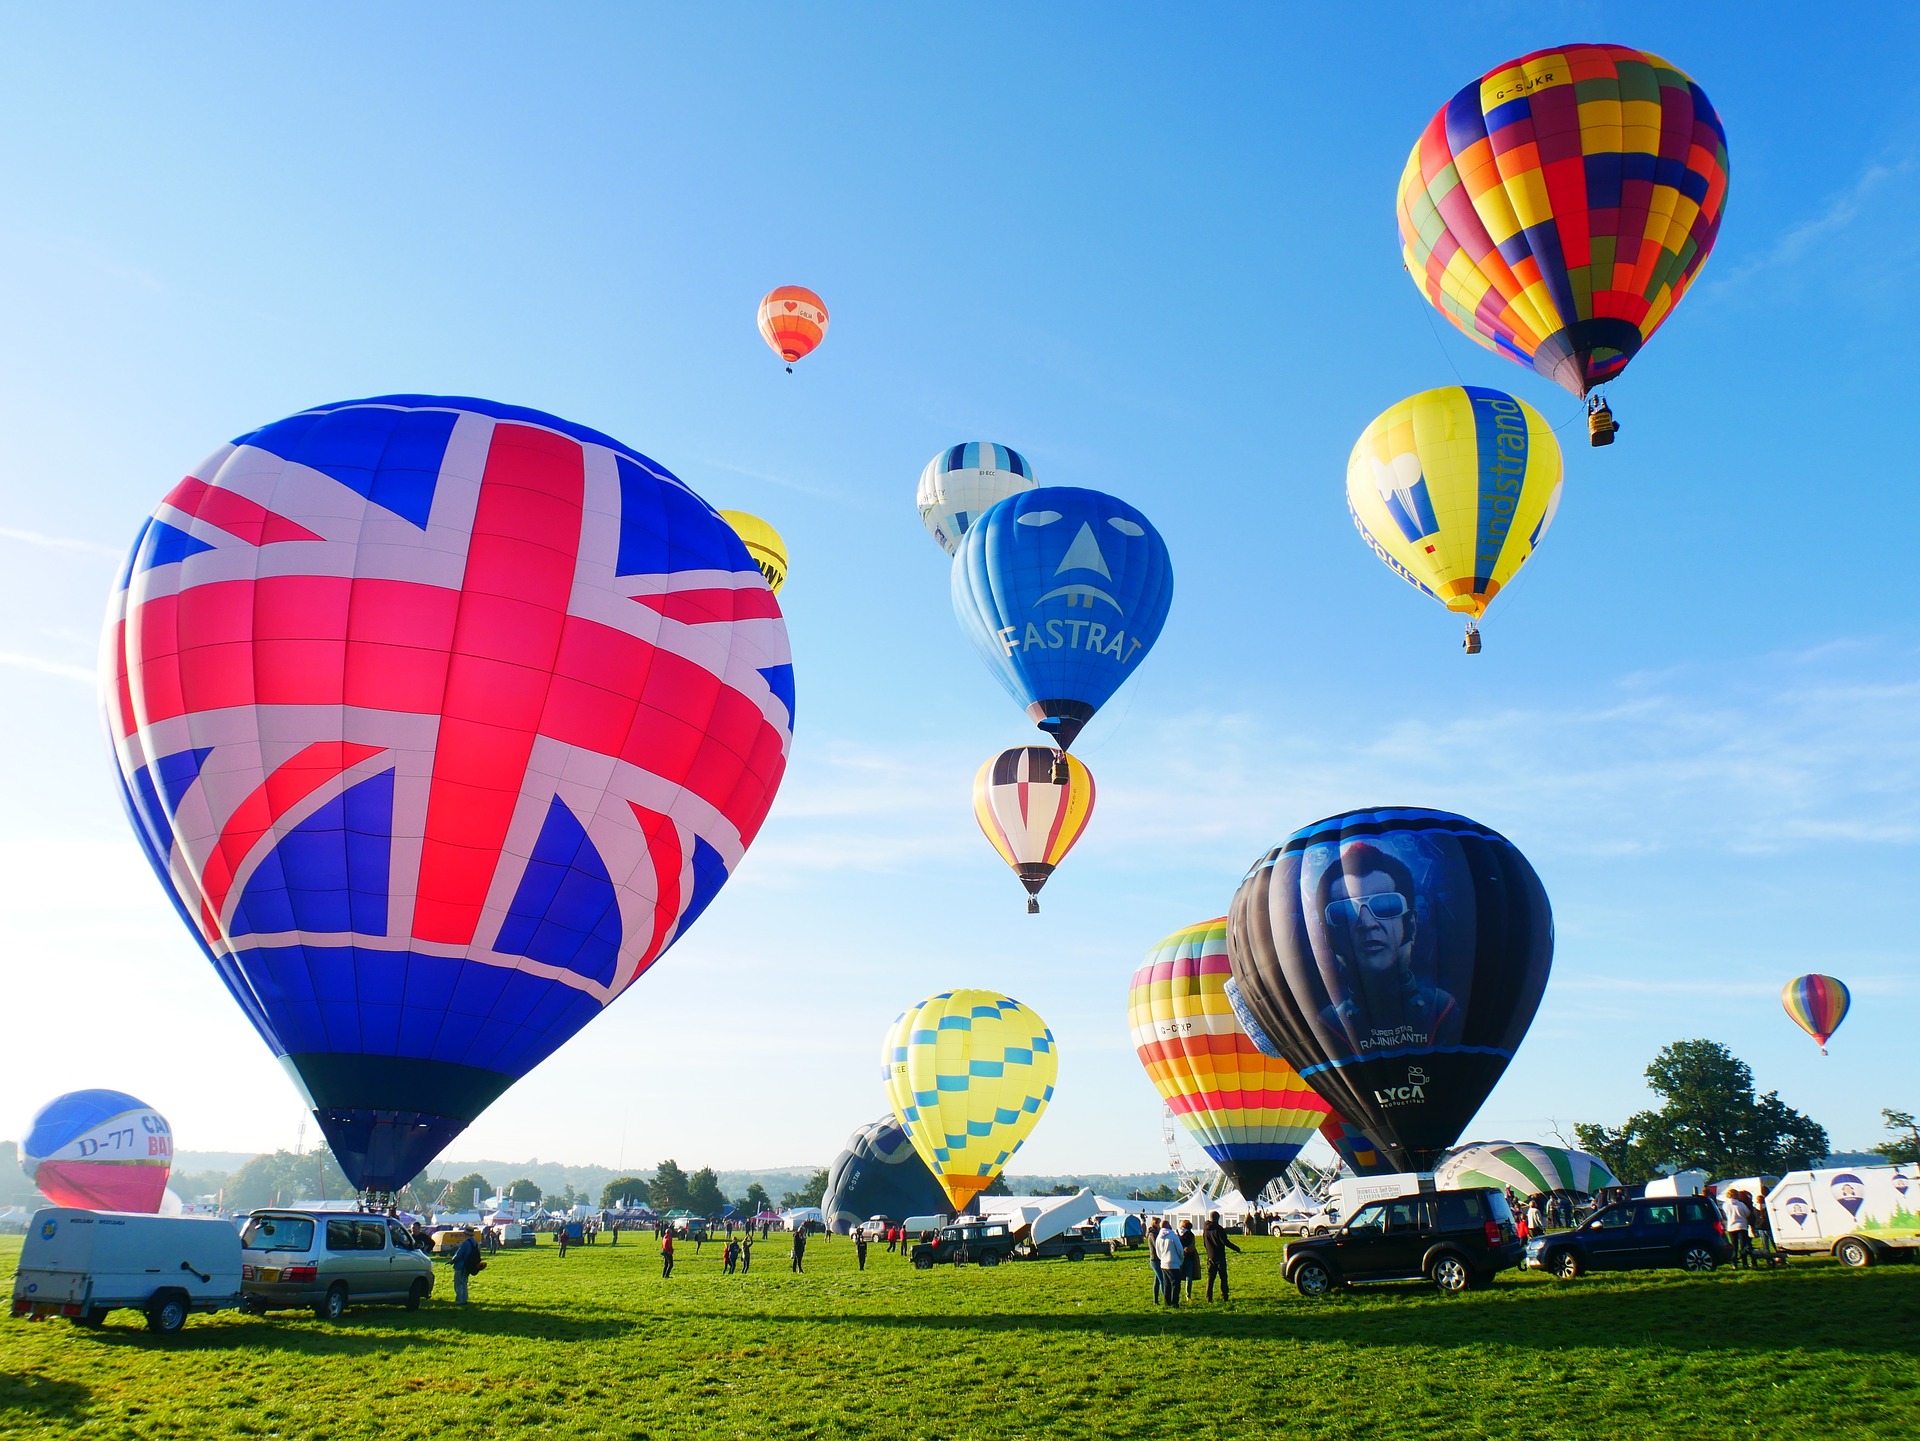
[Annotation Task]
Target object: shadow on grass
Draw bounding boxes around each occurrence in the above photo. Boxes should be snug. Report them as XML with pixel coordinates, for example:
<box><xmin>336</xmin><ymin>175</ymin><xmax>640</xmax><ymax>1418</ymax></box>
<box><xmin>65</xmin><ymin>1299</ymin><xmax>640</xmax><ymax>1353</ymax></box>
<box><xmin>0</xmin><ymin>1371</ymin><xmax>91</xmax><ymax>1420</ymax></box>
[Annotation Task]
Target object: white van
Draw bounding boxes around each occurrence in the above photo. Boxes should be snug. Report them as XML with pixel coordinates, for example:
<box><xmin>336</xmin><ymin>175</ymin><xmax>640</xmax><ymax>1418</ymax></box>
<box><xmin>1302</xmin><ymin>1173</ymin><xmax>1430</xmax><ymax>1234</ymax></box>
<box><xmin>1766</xmin><ymin>1164</ymin><xmax>1920</xmax><ymax>1267</ymax></box>
<box><xmin>10</xmin><ymin>1208</ymin><xmax>243</xmax><ymax>1333</ymax></box>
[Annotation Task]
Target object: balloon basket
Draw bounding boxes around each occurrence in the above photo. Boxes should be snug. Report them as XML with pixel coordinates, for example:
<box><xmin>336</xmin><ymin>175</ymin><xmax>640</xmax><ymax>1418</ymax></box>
<box><xmin>1027</xmin><ymin>897</ymin><xmax>1039</xmax><ymax>915</ymax></box>
<box><xmin>1586</xmin><ymin>397</ymin><xmax>1618</xmax><ymax>447</ymax></box>
<box><xmin>1463</xmin><ymin>623</ymin><xmax>1482</xmax><ymax>655</ymax></box>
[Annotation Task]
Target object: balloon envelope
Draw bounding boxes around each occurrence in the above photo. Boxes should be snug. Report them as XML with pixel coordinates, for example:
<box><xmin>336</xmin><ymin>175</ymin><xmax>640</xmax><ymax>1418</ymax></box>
<box><xmin>757</xmin><ymin>286</ymin><xmax>828</xmax><ymax>364</ymax></box>
<box><xmin>23</xmin><ymin>1090</ymin><xmax>172</xmax><ymax>1212</ymax></box>
<box><xmin>1128</xmin><ymin>919</ymin><xmax>1333</xmax><ymax>1202</ymax></box>
<box><xmin>1436</xmin><ymin>1140</ymin><xmax>1619</xmax><ymax>1195</ymax></box>
<box><xmin>1397</xmin><ymin>44</ymin><xmax>1728</xmax><ymax>399</ymax></box>
<box><xmin>822</xmin><ymin>1113</ymin><xmax>948</xmax><ymax>1233</ymax></box>
<box><xmin>951</xmin><ymin>488</ymin><xmax>1173</xmax><ymax>749</ymax></box>
<box><xmin>882</xmin><ymin>989</ymin><xmax>1056</xmax><ymax>1211</ymax></box>
<box><xmin>1782</xmin><ymin>974</ymin><xmax>1850</xmax><ymax>1051</ymax></box>
<box><xmin>1346</xmin><ymin>386</ymin><xmax>1562</xmax><ymax>624</ymax></box>
<box><xmin>1228</xmin><ymin>807</ymin><xmax>1553</xmax><ymax>1173</ymax></box>
<box><xmin>719</xmin><ymin>510</ymin><xmax>789</xmax><ymax>594</ymax></box>
<box><xmin>917</xmin><ymin>443</ymin><xmax>1038</xmax><ymax>556</ymax></box>
<box><xmin>104</xmin><ymin>396</ymin><xmax>795</xmax><ymax>1192</ymax></box>
<box><xmin>972</xmin><ymin>747</ymin><xmax>1095</xmax><ymax>907</ymax></box>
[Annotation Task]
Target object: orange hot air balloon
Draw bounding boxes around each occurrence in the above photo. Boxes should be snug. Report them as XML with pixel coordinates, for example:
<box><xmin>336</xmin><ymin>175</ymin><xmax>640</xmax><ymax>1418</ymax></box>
<box><xmin>757</xmin><ymin>286</ymin><xmax>828</xmax><ymax>371</ymax></box>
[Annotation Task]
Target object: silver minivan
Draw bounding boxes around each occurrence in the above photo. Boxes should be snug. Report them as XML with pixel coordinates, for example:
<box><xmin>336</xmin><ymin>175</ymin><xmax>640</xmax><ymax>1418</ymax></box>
<box><xmin>239</xmin><ymin>1211</ymin><xmax>435</xmax><ymax>1319</ymax></box>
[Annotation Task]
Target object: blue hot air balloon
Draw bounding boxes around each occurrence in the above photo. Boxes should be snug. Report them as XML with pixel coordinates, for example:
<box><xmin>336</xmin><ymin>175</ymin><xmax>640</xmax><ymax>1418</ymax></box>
<box><xmin>951</xmin><ymin>487</ymin><xmax>1173</xmax><ymax>748</ymax></box>
<box><xmin>821</xmin><ymin>1113</ymin><xmax>948</xmax><ymax>1233</ymax></box>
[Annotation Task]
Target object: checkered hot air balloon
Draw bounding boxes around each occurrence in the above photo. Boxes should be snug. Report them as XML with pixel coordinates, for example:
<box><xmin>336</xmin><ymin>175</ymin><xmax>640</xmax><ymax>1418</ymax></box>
<box><xmin>972</xmin><ymin>746</ymin><xmax>1095</xmax><ymax>914</ymax></box>
<box><xmin>882</xmin><ymin>990</ymin><xmax>1056</xmax><ymax>1212</ymax></box>
<box><xmin>1129</xmin><ymin>920</ymin><xmax>1333</xmax><ymax>1203</ymax></box>
<box><xmin>1396</xmin><ymin>44</ymin><xmax>1728</xmax><ymax>441</ymax></box>
<box><xmin>104</xmin><ymin>396</ymin><xmax>795</xmax><ymax>1194</ymax></box>
<box><xmin>1782</xmin><ymin>974</ymin><xmax>1850</xmax><ymax>1054</ymax></box>
<box><xmin>757</xmin><ymin>285</ymin><xmax>828</xmax><ymax>371</ymax></box>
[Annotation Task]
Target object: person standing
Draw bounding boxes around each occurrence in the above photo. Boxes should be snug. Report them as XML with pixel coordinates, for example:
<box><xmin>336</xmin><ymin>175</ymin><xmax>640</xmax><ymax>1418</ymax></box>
<box><xmin>556</xmin><ymin>1225</ymin><xmax>570</xmax><ymax>1258</ymax></box>
<box><xmin>790</xmin><ymin>1226</ymin><xmax>807</xmax><ymax>1273</ymax></box>
<box><xmin>741</xmin><ymin>1235</ymin><xmax>755</xmax><ymax>1273</ymax></box>
<box><xmin>1146</xmin><ymin>1218</ymin><xmax>1165</xmax><ymax>1304</ymax></box>
<box><xmin>660</xmin><ymin>1228</ymin><xmax>676</xmax><ymax>1279</ymax></box>
<box><xmin>1202</xmin><ymin>1211</ymin><xmax>1242</xmax><ymax>1302</ymax></box>
<box><xmin>855</xmin><ymin>1232</ymin><xmax>869</xmax><ymax>1271</ymax></box>
<box><xmin>722</xmin><ymin>1239</ymin><xmax>739</xmax><ymax>1274</ymax></box>
<box><xmin>1751</xmin><ymin>1187</ymin><xmax>1778</xmax><ymax>1266</ymax></box>
<box><xmin>1153</xmin><ymin>1220</ymin><xmax>1185</xmax><ymax>1308</ymax></box>
<box><xmin>1722</xmin><ymin>1189</ymin><xmax>1753</xmax><ymax>1269</ymax></box>
<box><xmin>1178</xmin><ymin>1221</ymin><xmax>1200</xmax><ymax>1299</ymax></box>
<box><xmin>450</xmin><ymin>1229</ymin><xmax>482</xmax><ymax>1306</ymax></box>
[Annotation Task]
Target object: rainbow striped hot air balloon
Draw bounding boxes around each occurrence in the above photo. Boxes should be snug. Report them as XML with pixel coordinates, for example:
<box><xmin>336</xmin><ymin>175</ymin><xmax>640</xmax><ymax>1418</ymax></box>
<box><xmin>1128</xmin><ymin>919</ymin><xmax>1333</xmax><ymax>1203</ymax></box>
<box><xmin>1782</xmin><ymin>974</ymin><xmax>1850</xmax><ymax>1054</ymax></box>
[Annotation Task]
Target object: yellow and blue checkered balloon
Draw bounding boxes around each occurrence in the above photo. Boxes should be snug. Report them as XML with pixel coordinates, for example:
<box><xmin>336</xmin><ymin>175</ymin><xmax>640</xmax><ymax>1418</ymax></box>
<box><xmin>881</xmin><ymin>989</ymin><xmax>1057</xmax><ymax>1211</ymax></box>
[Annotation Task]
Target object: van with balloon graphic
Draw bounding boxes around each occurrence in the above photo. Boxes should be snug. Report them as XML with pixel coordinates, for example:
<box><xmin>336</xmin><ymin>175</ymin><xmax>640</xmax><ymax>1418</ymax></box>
<box><xmin>1764</xmin><ymin>1165</ymin><xmax>1920</xmax><ymax>1268</ymax></box>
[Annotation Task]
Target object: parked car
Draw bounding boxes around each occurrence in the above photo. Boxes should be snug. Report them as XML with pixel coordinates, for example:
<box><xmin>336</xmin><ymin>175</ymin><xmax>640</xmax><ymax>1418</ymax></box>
<box><xmin>911</xmin><ymin>1219</ymin><xmax>1018</xmax><ymax>1268</ymax></box>
<box><xmin>1283</xmin><ymin>1187</ymin><xmax>1521</xmax><ymax>1297</ymax></box>
<box><xmin>239</xmin><ymin>1210</ymin><xmax>435</xmax><ymax>1319</ymax></box>
<box><xmin>11</xmin><ymin>1209</ymin><xmax>244</xmax><ymax>1334</ymax></box>
<box><xmin>1526</xmin><ymin>1195</ymin><xmax>1730</xmax><ymax>1278</ymax></box>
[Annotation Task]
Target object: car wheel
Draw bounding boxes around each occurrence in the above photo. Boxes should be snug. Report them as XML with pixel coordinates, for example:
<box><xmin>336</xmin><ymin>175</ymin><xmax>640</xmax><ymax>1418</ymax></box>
<box><xmin>1430</xmin><ymin>1254</ymin><xmax>1474</xmax><ymax>1294</ymax></box>
<box><xmin>1549</xmin><ymin>1249</ymin><xmax>1583</xmax><ymax>1281</ymax></box>
<box><xmin>1294</xmin><ymin>1260</ymin><xmax>1335</xmax><ymax>1298</ymax></box>
<box><xmin>146</xmin><ymin>1294</ymin><xmax>189</xmax><ymax>1334</ymax></box>
<box><xmin>72</xmin><ymin>1307</ymin><xmax>109</xmax><ymax>1328</ymax></box>
<box><xmin>979</xmin><ymin>1251</ymin><xmax>1001</xmax><ymax>1267</ymax></box>
<box><xmin>1835</xmin><ymin>1238</ymin><xmax>1875</xmax><ymax>1269</ymax></box>
<box><xmin>1680</xmin><ymin>1245</ymin><xmax>1717</xmax><ymax>1273</ymax></box>
<box><xmin>913</xmin><ymin>1255</ymin><xmax>933</xmax><ymax>1270</ymax></box>
<box><xmin>1066</xmin><ymin>1246</ymin><xmax>1084</xmax><ymax>1262</ymax></box>
<box><xmin>314</xmin><ymin>1283</ymin><xmax>348</xmax><ymax>1321</ymax></box>
<box><xmin>406</xmin><ymin>1278</ymin><xmax>429</xmax><ymax>1311</ymax></box>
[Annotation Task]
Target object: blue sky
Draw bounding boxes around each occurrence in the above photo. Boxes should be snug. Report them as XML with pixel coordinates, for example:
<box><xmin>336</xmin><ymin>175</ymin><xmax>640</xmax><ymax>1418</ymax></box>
<box><xmin>1</xmin><ymin>3</ymin><xmax>1915</xmax><ymax>1178</ymax></box>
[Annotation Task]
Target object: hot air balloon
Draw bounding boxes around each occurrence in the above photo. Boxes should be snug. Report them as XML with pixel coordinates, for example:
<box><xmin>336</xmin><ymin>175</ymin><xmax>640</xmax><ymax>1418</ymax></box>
<box><xmin>1128</xmin><ymin>919</ymin><xmax>1333</xmax><ymax>1203</ymax></box>
<box><xmin>104</xmin><ymin>395</ymin><xmax>795</xmax><ymax>1196</ymax></box>
<box><xmin>1227</xmin><ymin>807</ymin><xmax>1553</xmax><ymax>1174</ymax></box>
<box><xmin>822</xmin><ymin>1113</ymin><xmax>949</xmax><ymax>1233</ymax></box>
<box><xmin>1396</xmin><ymin>44</ymin><xmax>1729</xmax><ymax>445</ymax></box>
<box><xmin>882</xmin><ymin>989</ymin><xmax>1056</xmax><ymax>1212</ymax></box>
<box><xmin>1346</xmin><ymin>386</ymin><xmax>1563</xmax><ymax>652</ymax></box>
<box><xmin>21</xmin><ymin>1090</ymin><xmax>172</xmax><ymax>1212</ymax></box>
<box><xmin>719</xmin><ymin>510</ymin><xmax>789</xmax><ymax>594</ymax></box>
<box><xmin>1435</xmin><ymin>1140</ymin><xmax>1619</xmax><ymax>1196</ymax></box>
<box><xmin>1782</xmin><ymin>974</ymin><xmax>1850</xmax><ymax>1054</ymax></box>
<box><xmin>952</xmin><ymin>488</ymin><xmax>1173</xmax><ymax>749</ymax></box>
<box><xmin>917</xmin><ymin>443</ymin><xmax>1038</xmax><ymax>556</ymax></box>
<box><xmin>972</xmin><ymin>746</ymin><xmax>1095</xmax><ymax>913</ymax></box>
<box><xmin>757</xmin><ymin>285</ymin><xmax>828</xmax><ymax>371</ymax></box>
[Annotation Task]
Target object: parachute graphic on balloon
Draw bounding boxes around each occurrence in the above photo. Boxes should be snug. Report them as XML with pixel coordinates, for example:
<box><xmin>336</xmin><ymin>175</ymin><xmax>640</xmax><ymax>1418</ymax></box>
<box><xmin>1128</xmin><ymin>919</ymin><xmax>1334</xmax><ymax>1203</ymax></box>
<box><xmin>21</xmin><ymin>1090</ymin><xmax>172</xmax><ymax>1212</ymax></box>
<box><xmin>822</xmin><ymin>1113</ymin><xmax>948</xmax><ymax>1234</ymax></box>
<box><xmin>1228</xmin><ymin>807</ymin><xmax>1554</xmax><ymax>1174</ymax></box>
<box><xmin>952</xmin><ymin>488</ymin><xmax>1173</xmax><ymax>749</ymax></box>
<box><xmin>882</xmin><ymin>989</ymin><xmax>1056</xmax><ymax>1212</ymax></box>
<box><xmin>104</xmin><ymin>395</ymin><xmax>795</xmax><ymax>1193</ymax></box>
<box><xmin>719</xmin><ymin>510</ymin><xmax>789</xmax><ymax>594</ymax></box>
<box><xmin>1782</xmin><ymin>974</ymin><xmax>1850</xmax><ymax>1054</ymax></box>
<box><xmin>1347</xmin><ymin>386</ymin><xmax>1563</xmax><ymax>652</ymax></box>
<box><xmin>917</xmin><ymin>442</ymin><xmax>1038</xmax><ymax>556</ymax></box>
<box><xmin>972</xmin><ymin>746</ymin><xmax>1095</xmax><ymax>913</ymax></box>
<box><xmin>757</xmin><ymin>285</ymin><xmax>828</xmax><ymax>372</ymax></box>
<box><xmin>1396</xmin><ymin>44</ymin><xmax>1729</xmax><ymax>444</ymax></box>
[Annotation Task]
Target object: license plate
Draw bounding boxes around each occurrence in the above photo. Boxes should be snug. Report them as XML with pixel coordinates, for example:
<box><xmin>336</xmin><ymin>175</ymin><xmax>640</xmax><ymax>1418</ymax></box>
<box><xmin>259</xmin><ymin>1267</ymin><xmax>280</xmax><ymax>1283</ymax></box>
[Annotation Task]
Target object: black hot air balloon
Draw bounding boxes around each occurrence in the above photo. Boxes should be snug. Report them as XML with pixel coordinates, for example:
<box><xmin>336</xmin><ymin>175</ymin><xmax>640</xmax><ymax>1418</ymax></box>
<box><xmin>1227</xmin><ymin>807</ymin><xmax>1552</xmax><ymax>1174</ymax></box>
<box><xmin>821</xmin><ymin>1113</ymin><xmax>948</xmax><ymax>1234</ymax></box>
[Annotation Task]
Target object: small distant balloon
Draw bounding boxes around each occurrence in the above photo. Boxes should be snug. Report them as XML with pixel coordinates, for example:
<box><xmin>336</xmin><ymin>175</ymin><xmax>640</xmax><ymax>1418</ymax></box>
<box><xmin>757</xmin><ymin>285</ymin><xmax>828</xmax><ymax>371</ymax></box>
<box><xmin>22</xmin><ymin>1090</ymin><xmax>172</xmax><ymax>1212</ymax></box>
<box><xmin>719</xmin><ymin>510</ymin><xmax>789</xmax><ymax>594</ymax></box>
<box><xmin>1782</xmin><ymin>974</ymin><xmax>1850</xmax><ymax>1054</ymax></box>
<box><xmin>917</xmin><ymin>443</ymin><xmax>1038</xmax><ymax>556</ymax></box>
<box><xmin>972</xmin><ymin>747</ymin><xmax>1095</xmax><ymax>913</ymax></box>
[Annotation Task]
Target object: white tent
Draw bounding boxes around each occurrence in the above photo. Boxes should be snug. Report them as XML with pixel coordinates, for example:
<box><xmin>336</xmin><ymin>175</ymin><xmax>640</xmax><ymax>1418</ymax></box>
<box><xmin>1168</xmin><ymin>1187</ymin><xmax>1250</xmax><ymax>1223</ymax></box>
<box><xmin>781</xmin><ymin>1206</ymin><xmax>826</xmax><ymax>1230</ymax></box>
<box><xmin>1271</xmin><ymin>1185</ymin><xmax>1315</xmax><ymax>1216</ymax></box>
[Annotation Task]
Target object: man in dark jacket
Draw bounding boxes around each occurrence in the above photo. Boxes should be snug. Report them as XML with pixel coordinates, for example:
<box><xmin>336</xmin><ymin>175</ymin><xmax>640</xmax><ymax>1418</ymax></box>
<box><xmin>451</xmin><ymin>1230</ymin><xmax>482</xmax><ymax>1305</ymax></box>
<box><xmin>1203</xmin><ymin>1212</ymin><xmax>1243</xmax><ymax>1302</ymax></box>
<box><xmin>789</xmin><ymin>1227</ymin><xmax>807</xmax><ymax>1272</ymax></box>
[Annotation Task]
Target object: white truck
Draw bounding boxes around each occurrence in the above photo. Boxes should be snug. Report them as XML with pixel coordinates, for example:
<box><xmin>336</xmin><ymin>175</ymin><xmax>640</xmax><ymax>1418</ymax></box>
<box><xmin>1766</xmin><ymin>1164</ymin><xmax>1920</xmax><ymax>1267</ymax></box>
<box><xmin>10</xmin><ymin>1208</ymin><xmax>244</xmax><ymax>1333</ymax></box>
<box><xmin>1302</xmin><ymin>1173</ymin><xmax>1431</xmax><ymax>1234</ymax></box>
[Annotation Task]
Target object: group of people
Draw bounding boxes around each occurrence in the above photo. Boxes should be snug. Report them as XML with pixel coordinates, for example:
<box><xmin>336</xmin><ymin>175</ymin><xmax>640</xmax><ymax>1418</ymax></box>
<box><xmin>1719</xmin><ymin>1186</ymin><xmax>1776</xmax><ymax>1268</ymax></box>
<box><xmin>1506</xmin><ymin>1188</ymin><xmax>1582</xmax><ymax>1240</ymax></box>
<box><xmin>1147</xmin><ymin>1212</ymin><xmax>1241</xmax><ymax>1307</ymax></box>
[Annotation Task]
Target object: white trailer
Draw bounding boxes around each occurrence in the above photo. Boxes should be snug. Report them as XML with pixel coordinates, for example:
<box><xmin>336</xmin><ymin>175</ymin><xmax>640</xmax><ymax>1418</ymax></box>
<box><xmin>10</xmin><ymin>1208</ymin><xmax>244</xmax><ymax>1333</ymax></box>
<box><xmin>1302</xmin><ymin>1173</ymin><xmax>1432</xmax><ymax>1233</ymax></box>
<box><xmin>1766</xmin><ymin>1164</ymin><xmax>1920</xmax><ymax>1267</ymax></box>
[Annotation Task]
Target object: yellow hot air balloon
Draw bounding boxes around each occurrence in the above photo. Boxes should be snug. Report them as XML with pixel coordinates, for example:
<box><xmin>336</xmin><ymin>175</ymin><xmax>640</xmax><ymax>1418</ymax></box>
<box><xmin>972</xmin><ymin>747</ymin><xmax>1095</xmax><ymax>914</ymax></box>
<box><xmin>1345</xmin><ymin>386</ymin><xmax>1563</xmax><ymax>652</ymax></box>
<box><xmin>719</xmin><ymin>510</ymin><xmax>788</xmax><ymax>594</ymax></box>
<box><xmin>882</xmin><ymin>989</ymin><xmax>1057</xmax><ymax>1212</ymax></box>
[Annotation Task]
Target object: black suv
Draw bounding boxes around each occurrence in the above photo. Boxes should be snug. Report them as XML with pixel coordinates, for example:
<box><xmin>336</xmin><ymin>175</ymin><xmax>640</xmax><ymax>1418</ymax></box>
<box><xmin>1525</xmin><ymin>1195</ymin><xmax>1731</xmax><ymax>1278</ymax></box>
<box><xmin>1283</xmin><ymin>1187</ymin><xmax>1522</xmax><ymax>1296</ymax></box>
<box><xmin>910</xmin><ymin>1220</ymin><xmax>1018</xmax><ymax>1268</ymax></box>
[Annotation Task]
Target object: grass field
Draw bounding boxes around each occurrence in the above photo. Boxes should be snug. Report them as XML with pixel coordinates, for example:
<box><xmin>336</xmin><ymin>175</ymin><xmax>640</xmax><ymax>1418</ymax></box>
<box><xmin>2</xmin><ymin>1231</ymin><xmax>1917</xmax><ymax>1440</ymax></box>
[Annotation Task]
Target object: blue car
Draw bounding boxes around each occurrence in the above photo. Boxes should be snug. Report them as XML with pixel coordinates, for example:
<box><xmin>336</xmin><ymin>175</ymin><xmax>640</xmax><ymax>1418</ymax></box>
<box><xmin>1525</xmin><ymin>1196</ymin><xmax>1732</xmax><ymax>1279</ymax></box>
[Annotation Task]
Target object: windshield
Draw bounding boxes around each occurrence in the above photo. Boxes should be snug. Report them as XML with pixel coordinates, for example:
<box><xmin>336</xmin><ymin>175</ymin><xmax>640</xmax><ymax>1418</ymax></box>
<box><xmin>1347</xmin><ymin>1203</ymin><xmax>1387</xmax><ymax>1234</ymax></box>
<box><xmin>241</xmin><ymin>1216</ymin><xmax>315</xmax><ymax>1252</ymax></box>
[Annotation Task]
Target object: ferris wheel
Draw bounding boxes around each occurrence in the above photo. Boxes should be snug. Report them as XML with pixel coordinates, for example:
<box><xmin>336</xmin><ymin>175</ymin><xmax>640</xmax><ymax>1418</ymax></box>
<box><xmin>1161</xmin><ymin>1104</ymin><xmax>1216</xmax><ymax>1197</ymax></box>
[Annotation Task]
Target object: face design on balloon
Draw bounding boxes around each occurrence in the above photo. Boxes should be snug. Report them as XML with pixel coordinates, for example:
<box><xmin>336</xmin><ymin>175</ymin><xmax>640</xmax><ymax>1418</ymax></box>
<box><xmin>1831</xmin><ymin>1175</ymin><xmax>1865</xmax><ymax>1218</ymax></box>
<box><xmin>1013</xmin><ymin>506</ymin><xmax>1144</xmax><ymax>614</ymax></box>
<box><xmin>1784</xmin><ymin>1197</ymin><xmax>1810</xmax><ymax>1227</ymax></box>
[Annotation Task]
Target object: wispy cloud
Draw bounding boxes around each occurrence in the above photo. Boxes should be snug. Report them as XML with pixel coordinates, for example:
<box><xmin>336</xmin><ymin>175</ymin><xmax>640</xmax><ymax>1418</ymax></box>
<box><xmin>1710</xmin><ymin>151</ymin><xmax>1919</xmax><ymax>294</ymax></box>
<box><xmin>0</xmin><ymin>526</ymin><xmax>121</xmax><ymax>558</ymax></box>
<box><xmin>0</xmin><ymin>652</ymin><xmax>96</xmax><ymax>684</ymax></box>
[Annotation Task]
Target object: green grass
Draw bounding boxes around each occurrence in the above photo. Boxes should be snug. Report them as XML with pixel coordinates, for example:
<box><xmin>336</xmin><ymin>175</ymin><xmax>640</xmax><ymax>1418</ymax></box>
<box><xmin>2</xmin><ymin>1232</ymin><xmax>1917</xmax><ymax>1440</ymax></box>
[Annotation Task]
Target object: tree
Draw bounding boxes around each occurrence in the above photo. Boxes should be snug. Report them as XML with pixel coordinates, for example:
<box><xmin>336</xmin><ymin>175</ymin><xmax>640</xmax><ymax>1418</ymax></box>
<box><xmin>1129</xmin><ymin>1183</ymin><xmax>1179</xmax><ymax>1202</ymax></box>
<box><xmin>740</xmin><ymin>1181</ymin><xmax>772</xmax><ymax>1215</ymax></box>
<box><xmin>982</xmin><ymin>1174</ymin><xmax>1011</xmax><ymax>1196</ymax></box>
<box><xmin>444</xmin><ymin>1172</ymin><xmax>494</xmax><ymax>1209</ymax></box>
<box><xmin>505</xmin><ymin>1178</ymin><xmax>542</xmax><ymax>1205</ymax></box>
<box><xmin>225</xmin><ymin>1150</ymin><xmax>356</xmax><ymax>1211</ymax></box>
<box><xmin>1574</xmin><ymin>1039</ymin><xmax>1829</xmax><ymax>1182</ymax></box>
<box><xmin>650</xmin><ymin>1159</ymin><xmax>692</xmax><ymax>1212</ymax></box>
<box><xmin>686</xmin><ymin>1167</ymin><xmax>727</xmax><ymax>1217</ymax></box>
<box><xmin>780</xmin><ymin>1169</ymin><xmax>828</xmax><ymax>1209</ymax></box>
<box><xmin>1872</xmin><ymin>1109</ymin><xmax>1920</xmax><ymax>1165</ymax></box>
<box><xmin>601</xmin><ymin>1176</ymin><xmax>652</xmax><ymax>1209</ymax></box>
